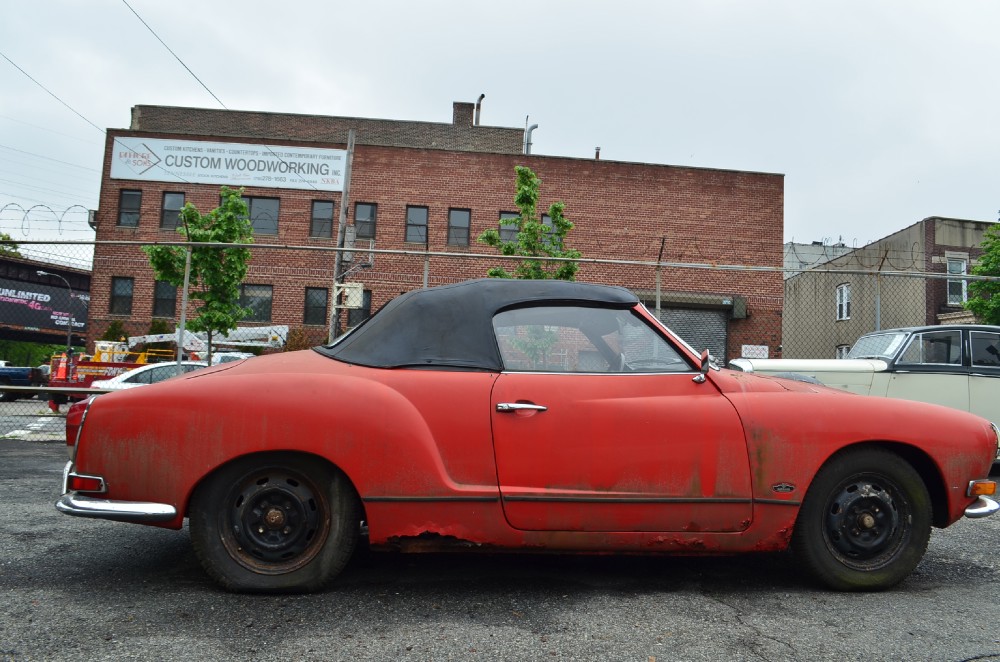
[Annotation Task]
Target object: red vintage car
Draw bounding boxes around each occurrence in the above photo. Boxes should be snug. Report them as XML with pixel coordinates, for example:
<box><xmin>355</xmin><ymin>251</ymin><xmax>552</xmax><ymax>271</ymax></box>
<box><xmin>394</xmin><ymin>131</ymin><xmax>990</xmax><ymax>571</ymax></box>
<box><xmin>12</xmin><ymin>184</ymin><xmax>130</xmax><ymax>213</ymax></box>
<box><xmin>57</xmin><ymin>279</ymin><xmax>1000</xmax><ymax>592</ymax></box>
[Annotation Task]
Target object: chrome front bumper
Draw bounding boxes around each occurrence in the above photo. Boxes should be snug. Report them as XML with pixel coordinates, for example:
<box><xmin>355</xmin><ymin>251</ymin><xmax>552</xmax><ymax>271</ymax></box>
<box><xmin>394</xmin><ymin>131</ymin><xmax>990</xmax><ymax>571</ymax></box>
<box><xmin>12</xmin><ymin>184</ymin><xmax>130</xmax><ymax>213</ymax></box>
<box><xmin>56</xmin><ymin>493</ymin><xmax>177</xmax><ymax>523</ymax></box>
<box><xmin>965</xmin><ymin>496</ymin><xmax>1000</xmax><ymax>519</ymax></box>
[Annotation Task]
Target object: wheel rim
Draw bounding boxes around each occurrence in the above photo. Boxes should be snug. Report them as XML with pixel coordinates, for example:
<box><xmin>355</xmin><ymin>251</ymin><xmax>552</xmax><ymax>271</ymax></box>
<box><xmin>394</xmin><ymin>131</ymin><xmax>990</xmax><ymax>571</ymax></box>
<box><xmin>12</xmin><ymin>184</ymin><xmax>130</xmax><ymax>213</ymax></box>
<box><xmin>222</xmin><ymin>468</ymin><xmax>330</xmax><ymax>575</ymax></box>
<box><xmin>824</xmin><ymin>474</ymin><xmax>909</xmax><ymax>570</ymax></box>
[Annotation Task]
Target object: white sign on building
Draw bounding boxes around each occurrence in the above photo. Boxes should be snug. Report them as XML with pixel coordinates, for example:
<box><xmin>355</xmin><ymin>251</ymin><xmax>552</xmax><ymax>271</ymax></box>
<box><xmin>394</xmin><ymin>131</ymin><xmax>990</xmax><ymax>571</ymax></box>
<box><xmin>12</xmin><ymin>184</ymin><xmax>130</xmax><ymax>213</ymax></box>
<box><xmin>110</xmin><ymin>137</ymin><xmax>347</xmax><ymax>192</ymax></box>
<box><xmin>741</xmin><ymin>344</ymin><xmax>770</xmax><ymax>359</ymax></box>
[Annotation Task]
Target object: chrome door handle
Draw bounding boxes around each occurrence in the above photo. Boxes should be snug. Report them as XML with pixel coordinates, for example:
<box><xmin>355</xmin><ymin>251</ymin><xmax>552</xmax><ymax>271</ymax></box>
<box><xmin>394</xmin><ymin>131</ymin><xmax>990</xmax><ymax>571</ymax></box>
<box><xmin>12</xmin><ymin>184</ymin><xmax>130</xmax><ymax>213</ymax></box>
<box><xmin>496</xmin><ymin>402</ymin><xmax>547</xmax><ymax>412</ymax></box>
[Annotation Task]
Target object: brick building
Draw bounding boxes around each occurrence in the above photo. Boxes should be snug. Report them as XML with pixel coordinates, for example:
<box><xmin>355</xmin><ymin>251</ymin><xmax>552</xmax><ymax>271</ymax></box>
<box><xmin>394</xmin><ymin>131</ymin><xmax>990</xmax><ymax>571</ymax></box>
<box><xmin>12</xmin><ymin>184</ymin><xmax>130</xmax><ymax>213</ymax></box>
<box><xmin>89</xmin><ymin>101</ymin><xmax>785</xmax><ymax>362</ymax></box>
<box><xmin>782</xmin><ymin>216</ymin><xmax>995</xmax><ymax>358</ymax></box>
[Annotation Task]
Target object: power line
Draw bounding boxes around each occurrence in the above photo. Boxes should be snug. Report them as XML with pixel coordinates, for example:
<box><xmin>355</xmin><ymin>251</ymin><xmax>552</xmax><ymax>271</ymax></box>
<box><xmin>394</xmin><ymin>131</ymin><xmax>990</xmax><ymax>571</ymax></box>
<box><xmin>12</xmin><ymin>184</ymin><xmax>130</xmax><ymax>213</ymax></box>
<box><xmin>0</xmin><ymin>145</ymin><xmax>101</xmax><ymax>172</ymax></box>
<box><xmin>121</xmin><ymin>0</ymin><xmax>227</xmax><ymax>110</ymax></box>
<box><xmin>0</xmin><ymin>50</ymin><xmax>104</xmax><ymax>134</ymax></box>
<box><xmin>0</xmin><ymin>114</ymin><xmax>102</xmax><ymax>144</ymax></box>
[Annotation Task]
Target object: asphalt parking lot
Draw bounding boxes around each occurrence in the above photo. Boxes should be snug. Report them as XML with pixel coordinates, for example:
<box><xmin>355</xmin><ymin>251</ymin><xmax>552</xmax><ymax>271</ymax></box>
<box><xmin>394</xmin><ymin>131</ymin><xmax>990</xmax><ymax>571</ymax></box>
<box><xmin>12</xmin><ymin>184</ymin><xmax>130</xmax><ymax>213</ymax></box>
<box><xmin>3</xmin><ymin>435</ymin><xmax>1000</xmax><ymax>661</ymax></box>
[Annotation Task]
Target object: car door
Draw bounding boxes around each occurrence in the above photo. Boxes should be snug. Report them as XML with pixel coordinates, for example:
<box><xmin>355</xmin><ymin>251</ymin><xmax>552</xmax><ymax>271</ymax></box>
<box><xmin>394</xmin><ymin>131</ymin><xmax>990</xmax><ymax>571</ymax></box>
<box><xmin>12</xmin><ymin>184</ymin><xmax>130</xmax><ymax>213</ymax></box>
<box><xmin>489</xmin><ymin>304</ymin><xmax>752</xmax><ymax>533</ymax></box>
<box><xmin>969</xmin><ymin>329</ymin><xmax>1000</xmax><ymax>425</ymax></box>
<box><xmin>886</xmin><ymin>329</ymin><xmax>970</xmax><ymax>412</ymax></box>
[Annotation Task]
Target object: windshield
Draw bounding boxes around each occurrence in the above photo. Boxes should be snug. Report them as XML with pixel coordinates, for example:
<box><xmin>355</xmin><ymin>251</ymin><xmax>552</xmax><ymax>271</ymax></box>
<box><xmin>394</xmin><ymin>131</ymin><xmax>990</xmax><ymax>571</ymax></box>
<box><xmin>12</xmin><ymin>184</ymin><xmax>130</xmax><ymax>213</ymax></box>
<box><xmin>847</xmin><ymin>331</ymin><xmax>909</xmax><ymax>360</ymax></box>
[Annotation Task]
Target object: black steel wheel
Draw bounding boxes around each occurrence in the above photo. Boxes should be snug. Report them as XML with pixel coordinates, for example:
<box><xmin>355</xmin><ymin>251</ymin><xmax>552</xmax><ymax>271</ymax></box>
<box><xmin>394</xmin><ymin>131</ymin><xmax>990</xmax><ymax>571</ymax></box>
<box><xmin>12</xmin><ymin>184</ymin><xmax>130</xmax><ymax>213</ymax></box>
<box><xmin>190</xmin><ymin>453</ymin><xmax>359</xmax><ymax>593</ymax></box>
<box><xmin>792</xmin><ymin>448</ymin><xmax>931</xmax><ymax>591</ymax></box>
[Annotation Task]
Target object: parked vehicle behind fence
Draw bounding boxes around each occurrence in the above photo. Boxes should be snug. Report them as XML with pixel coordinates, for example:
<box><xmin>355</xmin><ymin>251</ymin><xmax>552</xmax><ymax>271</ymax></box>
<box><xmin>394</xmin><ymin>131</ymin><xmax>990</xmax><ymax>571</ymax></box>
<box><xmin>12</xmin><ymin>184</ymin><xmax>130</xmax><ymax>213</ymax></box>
<box><xmin>730</xmin><ymin>325</ymin><xmax>1000</xmax><ymax>429</ymax></box>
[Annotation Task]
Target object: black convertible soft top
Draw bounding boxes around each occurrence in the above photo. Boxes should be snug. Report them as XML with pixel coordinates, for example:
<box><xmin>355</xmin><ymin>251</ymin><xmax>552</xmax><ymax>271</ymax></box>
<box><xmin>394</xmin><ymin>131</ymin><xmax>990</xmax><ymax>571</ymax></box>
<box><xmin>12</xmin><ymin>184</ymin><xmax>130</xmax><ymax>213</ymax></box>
<box><xmin>318</xmin><ymin>278</ymin><xmax>638</xmax><ymax>370</ymax></box>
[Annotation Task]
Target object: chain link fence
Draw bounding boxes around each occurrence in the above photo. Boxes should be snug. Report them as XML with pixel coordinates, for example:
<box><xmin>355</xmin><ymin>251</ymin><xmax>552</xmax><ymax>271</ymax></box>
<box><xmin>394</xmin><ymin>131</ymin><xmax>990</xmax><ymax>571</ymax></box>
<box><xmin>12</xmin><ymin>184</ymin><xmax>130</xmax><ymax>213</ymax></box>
<box><xmin>1</xmin><ymin>239</ymin><xmax>996</xmax><ymax>439</ymax></box>
<box><xmin>782</xmin><ymin>268</ymin><xmax>999</xmax><ymax>358</ymax></box>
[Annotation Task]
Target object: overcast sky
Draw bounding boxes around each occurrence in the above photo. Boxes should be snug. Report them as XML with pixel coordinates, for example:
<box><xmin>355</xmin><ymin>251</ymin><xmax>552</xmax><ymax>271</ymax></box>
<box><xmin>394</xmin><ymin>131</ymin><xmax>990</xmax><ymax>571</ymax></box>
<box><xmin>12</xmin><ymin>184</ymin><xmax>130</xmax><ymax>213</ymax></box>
<box><xmin>2</xmin><ymin>0</ymin><xmax>998</xmax><ymax>257</ymax></box>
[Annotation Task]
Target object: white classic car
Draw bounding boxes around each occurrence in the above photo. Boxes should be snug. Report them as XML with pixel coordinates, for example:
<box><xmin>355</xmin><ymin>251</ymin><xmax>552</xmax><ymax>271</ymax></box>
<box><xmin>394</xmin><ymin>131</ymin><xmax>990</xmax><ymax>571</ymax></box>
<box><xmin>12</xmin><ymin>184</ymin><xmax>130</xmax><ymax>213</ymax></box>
<box><xmin>730</xmin><ymin>325</ymin><xmax>1000</xmax><ymax>427</ymax></box>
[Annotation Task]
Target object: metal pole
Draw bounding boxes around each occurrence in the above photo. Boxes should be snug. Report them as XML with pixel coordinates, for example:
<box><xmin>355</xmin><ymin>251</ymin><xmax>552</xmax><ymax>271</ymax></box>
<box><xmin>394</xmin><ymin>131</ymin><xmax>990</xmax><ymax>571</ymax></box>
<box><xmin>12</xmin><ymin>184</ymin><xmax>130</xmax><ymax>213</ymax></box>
<box><xmin>329</xmin><ymin>129</ymin><xmax>355</xmax><ymax>343</ymax></box>
<box><xmin>874</xmin><ymin>250</ymin><xmax>888</xmax><ymax>332</ymax></box>
<box><xmin>655</xmin><ymin>238</ymin><xmax>666</xmax><ymax>318</ymax></box>
<box><xmin>176</xmin><ymin>246</ymin><xmax>192</xmax><ymax>366</ymax></box>
<box><xmin>874</xmin><ymin>273</ymin><xmax>881</xmax><ymax>331</ymax></box>
<box><xmin>37</xmin><ymin>270</ymin><xmax>73</xmax><ymax>351</ymax></box>
<box><xmin>423</xmin><ymin>224</ymin><xmax>430</xmax><ymax>289</ymax></box>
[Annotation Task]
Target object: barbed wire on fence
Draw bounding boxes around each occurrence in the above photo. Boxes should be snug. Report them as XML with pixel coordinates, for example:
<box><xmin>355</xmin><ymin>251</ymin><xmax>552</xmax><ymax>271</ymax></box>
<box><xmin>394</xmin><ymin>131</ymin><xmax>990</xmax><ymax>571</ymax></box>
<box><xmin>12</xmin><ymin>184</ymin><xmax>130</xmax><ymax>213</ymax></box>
<box><xmin>3</xmin><ymin>239</ymin><xmax>999</xmax><ymax>281</ymax></box>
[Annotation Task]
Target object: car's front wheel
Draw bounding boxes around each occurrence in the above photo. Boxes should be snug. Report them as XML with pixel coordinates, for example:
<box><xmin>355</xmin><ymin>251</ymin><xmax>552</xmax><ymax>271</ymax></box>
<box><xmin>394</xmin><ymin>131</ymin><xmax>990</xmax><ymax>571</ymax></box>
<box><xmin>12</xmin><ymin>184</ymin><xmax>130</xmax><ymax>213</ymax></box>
<box><xmin>189</xmin><ymin>453</ymin><xmax>359</xmax><ymax>593</ymax></box>
<box><xmin>792</xmin><ymin>448</ymin><xmax>931</xmax><ymax>591</ymax></box>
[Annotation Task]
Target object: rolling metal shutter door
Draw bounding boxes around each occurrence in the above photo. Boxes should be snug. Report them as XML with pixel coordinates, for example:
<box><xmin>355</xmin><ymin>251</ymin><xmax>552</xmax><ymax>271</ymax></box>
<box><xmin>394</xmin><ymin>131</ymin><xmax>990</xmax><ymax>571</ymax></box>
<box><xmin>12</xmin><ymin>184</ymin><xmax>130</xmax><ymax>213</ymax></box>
<box><xmin>658</xmin><ymin>308</ymin><xmax>729</xmax><ymax>363</ymax></box>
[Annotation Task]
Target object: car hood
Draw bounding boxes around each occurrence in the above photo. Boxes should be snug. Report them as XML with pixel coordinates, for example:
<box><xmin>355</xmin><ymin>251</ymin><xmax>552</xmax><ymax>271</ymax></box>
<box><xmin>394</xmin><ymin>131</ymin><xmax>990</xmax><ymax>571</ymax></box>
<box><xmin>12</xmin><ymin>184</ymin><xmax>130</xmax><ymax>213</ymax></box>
<box><xmin>711</xmin><ymin>368</ymin><xmax>851</xmax><ymax>395</ymax></box>
<box><xmin>729</xmin><ymin>358</ymin><xmax>888</xmax><ymax>374</ymax></box>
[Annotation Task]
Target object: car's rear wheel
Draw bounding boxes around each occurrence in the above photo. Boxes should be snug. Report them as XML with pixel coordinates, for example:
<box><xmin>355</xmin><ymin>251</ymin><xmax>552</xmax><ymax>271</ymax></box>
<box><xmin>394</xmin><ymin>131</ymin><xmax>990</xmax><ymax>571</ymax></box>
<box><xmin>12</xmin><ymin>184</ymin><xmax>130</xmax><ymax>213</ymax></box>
<box><xmin>189</xmin><ymin>453</ymin><xmax>359</xmax><ymax>593</ymax></box>
<box><xmin>792</xmin><ymin>448</ymin><xmax>931</xmax><ymax>591</ymax></box>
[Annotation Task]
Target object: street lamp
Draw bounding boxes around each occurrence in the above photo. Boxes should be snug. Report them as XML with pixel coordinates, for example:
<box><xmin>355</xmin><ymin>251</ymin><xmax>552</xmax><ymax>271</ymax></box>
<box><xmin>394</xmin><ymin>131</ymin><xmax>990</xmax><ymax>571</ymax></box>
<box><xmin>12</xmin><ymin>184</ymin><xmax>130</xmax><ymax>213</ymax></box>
<box><xmin>37</xmin><ymin>270</ymin><xmax>74</xmax><ymax>352</ymax></box>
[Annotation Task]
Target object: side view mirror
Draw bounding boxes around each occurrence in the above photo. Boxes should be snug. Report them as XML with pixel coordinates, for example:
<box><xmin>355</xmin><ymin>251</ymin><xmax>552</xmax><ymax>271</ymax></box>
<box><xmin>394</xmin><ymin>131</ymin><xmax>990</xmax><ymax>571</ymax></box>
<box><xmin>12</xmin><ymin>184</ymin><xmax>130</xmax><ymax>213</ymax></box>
<box><xmin>693</xmin><ymin>350</ymin><xmax>710</xmax><ymax>383</ymax></box>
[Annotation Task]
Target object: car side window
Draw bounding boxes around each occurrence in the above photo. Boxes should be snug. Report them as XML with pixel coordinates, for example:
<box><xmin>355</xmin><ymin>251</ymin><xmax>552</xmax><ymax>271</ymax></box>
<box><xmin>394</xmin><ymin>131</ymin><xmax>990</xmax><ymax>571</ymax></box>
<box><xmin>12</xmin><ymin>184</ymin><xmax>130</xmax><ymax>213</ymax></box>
<box><xmin>493</xmin><ymin>305</ymin><xmax>690</xmax><ymax>373</ymax></box>
<box><xmin>971</xmin><ymin>331</ymin><xmax>1000</xmax><ymax>367</ymax></box>
<box><xmin>897</xmin><ymin>330</ymin><xmax>962</xmax><ymax>366</ymax></box>
<box><xmin>126</xmin><ymin>368</ymin><xmax>155</xmax><ymax>384</ymax></box>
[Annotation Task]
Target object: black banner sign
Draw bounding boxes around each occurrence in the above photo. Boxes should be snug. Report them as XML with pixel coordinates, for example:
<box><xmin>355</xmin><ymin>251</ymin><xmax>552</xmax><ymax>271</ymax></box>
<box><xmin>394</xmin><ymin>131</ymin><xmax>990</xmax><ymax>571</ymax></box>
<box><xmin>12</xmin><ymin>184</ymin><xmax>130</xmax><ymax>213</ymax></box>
<box><xmin>0</xmin><ymin>278</ymin><xmax>88</xmax><ymax>333</ymax></box>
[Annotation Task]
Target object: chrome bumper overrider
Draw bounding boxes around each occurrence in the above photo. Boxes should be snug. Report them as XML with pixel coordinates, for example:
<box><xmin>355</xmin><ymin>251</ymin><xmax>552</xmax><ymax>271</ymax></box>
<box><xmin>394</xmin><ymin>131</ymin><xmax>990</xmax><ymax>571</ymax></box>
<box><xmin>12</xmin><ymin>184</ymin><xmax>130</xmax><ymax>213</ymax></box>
<box><xmin>56</xmin><ymin>493</ymin><xmax>177</xmax><ymax>523</ymax></box>
<box><xmin>965</xmin><ymin>496</ymin><xmax>1000</xmax><ymax>519</ymax></box>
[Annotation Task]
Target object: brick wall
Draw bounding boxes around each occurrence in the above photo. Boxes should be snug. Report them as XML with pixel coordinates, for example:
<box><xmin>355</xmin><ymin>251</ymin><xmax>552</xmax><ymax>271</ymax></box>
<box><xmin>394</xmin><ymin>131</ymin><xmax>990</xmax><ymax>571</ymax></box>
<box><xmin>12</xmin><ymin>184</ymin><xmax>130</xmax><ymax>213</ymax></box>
<box><xmin>130</xmin><ymin>102</ymin><xmax>524</xmax><ymax>154</ymax></box>
<box><xmin>92</xmin><ymin>126</ymin><xmax>784</xmax><ymax>360</ymax></box>
<box><xmin>923</xmin><ymin>217</ymin><xmax>989</xmax><ymax>322</ymax></box>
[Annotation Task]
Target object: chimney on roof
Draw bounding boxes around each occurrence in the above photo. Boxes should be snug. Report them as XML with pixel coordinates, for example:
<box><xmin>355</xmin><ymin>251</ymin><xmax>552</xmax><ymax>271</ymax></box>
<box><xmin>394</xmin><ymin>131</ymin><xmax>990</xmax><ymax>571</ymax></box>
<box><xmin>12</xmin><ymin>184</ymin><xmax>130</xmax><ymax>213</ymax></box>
<box><xmin>453</xmin><ymin>102</ymin><xmax>475</xmax><ymax>127</ymax></box>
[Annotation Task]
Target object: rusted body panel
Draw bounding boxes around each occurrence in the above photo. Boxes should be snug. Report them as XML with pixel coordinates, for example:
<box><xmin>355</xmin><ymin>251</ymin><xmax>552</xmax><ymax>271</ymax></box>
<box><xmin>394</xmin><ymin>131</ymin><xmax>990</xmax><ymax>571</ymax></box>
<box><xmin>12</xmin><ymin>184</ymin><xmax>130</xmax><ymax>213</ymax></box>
<box><xmin>71</xmin><ymin>347</ymin><xmax>997</xmax><ymax>552</ymax></box>
<box><xmin>490</xmin><ymin>371</ymin><xmax>752</xmax><ymax>532</ymax></box>
<box><xmin>68</xmin><ymin>316</ymin><xmax>997</xmax><ymax>555</ymax></box>
<box><xmin>74</xmin><ymin>352</ymin><xmax>504</xmax><ymax>529</ymax></box>
<box><xmin>711</xmin><ymin>368</ymin><xmax>997</xmax><ymax>525</ymax></box>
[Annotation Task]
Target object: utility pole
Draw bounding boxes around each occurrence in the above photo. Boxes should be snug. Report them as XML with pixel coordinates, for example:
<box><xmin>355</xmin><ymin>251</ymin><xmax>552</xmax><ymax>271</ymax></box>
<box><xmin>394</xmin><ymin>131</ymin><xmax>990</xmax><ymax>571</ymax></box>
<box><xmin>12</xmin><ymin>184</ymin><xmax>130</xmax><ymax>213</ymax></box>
<box><xmin>329</xmin><ymin>129</ymin><xmax>356</xmax><ymax>343</ymax></box>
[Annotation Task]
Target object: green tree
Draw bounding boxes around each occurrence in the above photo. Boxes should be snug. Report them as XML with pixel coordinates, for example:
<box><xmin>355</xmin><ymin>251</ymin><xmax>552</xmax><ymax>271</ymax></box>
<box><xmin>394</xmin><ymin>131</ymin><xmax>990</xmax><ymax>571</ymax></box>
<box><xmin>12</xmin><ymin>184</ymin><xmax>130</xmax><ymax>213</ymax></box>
<box><xmin>966</xmin><ymin>221</ymin><xmax>1000</xmax><ymax>324</ymax></box>
<box><xmin>100</xmin><ymin>320</ymin><xmax>128</xmax><ymax>342</ymax></box>
<box><xmin>0</xmin><ymin>232</ymin><xmax>21</xmax><ymax>257</ymax></box>
<box><xmin>478</xmin><ymin>165</ymin><xmax>581</xmax><ymax>280</ymax></box>
<box><xmin>143</xmin><ymin>187</ymin><xmax>254</xmax><ymax>343</ymax></box>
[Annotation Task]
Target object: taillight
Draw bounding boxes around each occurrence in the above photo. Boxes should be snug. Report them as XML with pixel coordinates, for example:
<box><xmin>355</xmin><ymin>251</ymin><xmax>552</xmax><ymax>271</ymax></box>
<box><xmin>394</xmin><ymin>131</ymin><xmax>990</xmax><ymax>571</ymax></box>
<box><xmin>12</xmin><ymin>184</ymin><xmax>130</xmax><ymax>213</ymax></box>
<box><xmin>65</xmin><ymin>396</ymin><xmax>96</xmax><ymax>460</ymax></box>
<box><xmin>66</xmin><ymin>473</ymin><xmax>106</xmax><ymax>493</ymax></box>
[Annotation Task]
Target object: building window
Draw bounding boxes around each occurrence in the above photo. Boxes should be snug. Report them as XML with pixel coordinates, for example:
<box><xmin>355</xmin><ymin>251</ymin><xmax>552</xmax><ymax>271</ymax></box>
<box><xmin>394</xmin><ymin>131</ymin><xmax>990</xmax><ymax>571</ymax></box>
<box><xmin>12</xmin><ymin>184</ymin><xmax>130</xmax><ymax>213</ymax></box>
<box><xmin>304</xmin><ymin>287</ymin><xmax>328</xmax><ymax>326</ymax></box>
<box><xmin>153</xmin><ymin>281</ymin><xmax>176</xmax><ymax>318</ymax></box>
<box><xmin>118</xmin><ymin>190</ymin><xmax>141</xmax><ymax>227</ymax></box>
<box><xmin>499</xmin><ymin>211</ymin><xmax>519</xmax><ymax>242</ymax></box>
<box><xmin>355</xmin><ymin>203</ymin><xmax>377</xmax><ymax>239</ymax></box>
<box><xmin>347</xmin><ymin>289</ymin><xmax>372</xmax><ymax>328</ymax></box>
<box><xmin>161</xmin><ymin>192</ymin><xmax>185</xmax><ymax>230</ymax></box>
<box><xmin>447</xmin><ymin>208</ymin><xmax>471</xmax><ymax>246</ymax></box>
<box><xmin>405</xmin><ymin>206</ymin><xmax>428</xmax><ymax>243</ymax></box>
<box><xmin>540</xmin><ymin>213</ymin><xmax>561</xmax><ymax>248</ymax></box>
<box><xmin>240</xmin><ymin>284</ymin><xmax>273</xmax><ymax>322</ymax></box>
<box><xmin>836</xmin><ymin>283</ymin><xmax>851</xmax><ymax>321</ymax></box>
<box><xmin>238</xmin><ymin>196</ymin><xmax>280</xmax><ymax>235</ymax></box>
<box><xmin>110</xmin><ymin>277</ymin><xmax>134</xmax><ymax>315</ymax></box>
<box><xmin>835</xmin><ymin>344</ymin><xmax>850</xmax><ymax>359</ymax></box>
<box><xmin>310</xmin><ymin>201</ymin><xmax>334</xmax><ymax>238</ymax></box>
<box><xmin>947</xmin><ymin>257</ymin><xmax>968</xmax><ymax>305</ymax></box>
